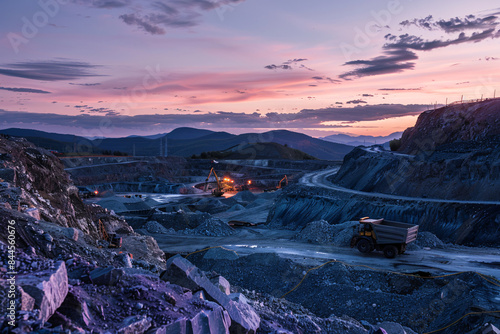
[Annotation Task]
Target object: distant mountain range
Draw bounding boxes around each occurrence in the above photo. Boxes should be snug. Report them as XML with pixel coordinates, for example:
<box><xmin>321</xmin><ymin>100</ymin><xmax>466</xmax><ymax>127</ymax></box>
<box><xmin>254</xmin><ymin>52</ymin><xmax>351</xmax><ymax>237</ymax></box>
<box><xmin>321</xmin><ymin>132</ymin><xmax>403</xmax><ymax>147</ymax></box>
<box><xmin>0</xmin><ymin>127</ymin><xmax>354</xmax><ymax>160</ymax></box>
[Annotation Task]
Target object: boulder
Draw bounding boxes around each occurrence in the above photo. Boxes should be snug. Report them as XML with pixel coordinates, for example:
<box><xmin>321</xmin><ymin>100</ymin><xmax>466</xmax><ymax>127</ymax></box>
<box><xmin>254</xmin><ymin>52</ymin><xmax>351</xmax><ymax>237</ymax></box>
<box><xmin>116</xmin><ymin>253</ymin><xmax>133</xmax><ymax>268</ymax></box>
<box><xmin>481</xmin><ymin>324</ymin><xmax>500</xmax><ymax>334</ymax></box>
<box><xmin>90</xmin><ymin>267</ymin><xmax>125</xmax><ymax>285</ymax></box>
<box><xmin>161</xmin><ymin>255</ymin><xmax>260</xmax><ymax>333</ymax></box>
<box><xmin>191</xmin><ymin>303</ymin><xmax>231</xmax><ymax>334</ymax></box>
<box><xmin>148</xmin><ymin>318</ymin><xmax>190</xmax><ymax>334</ymax></box>
<box><xmin>376</xmin><ymin>322</ymin><xmax>410</xmax><ymax>334</ymax></box>
<box><xmin>19</xmin><ymin>261</ymin><xmax>68</xmax><ymax>323</ymax></box>
<box><xmin>61</xmin><ymin>227</ymin><xmax>82</xmax><ymax>241</ymax></box>
<box><xmin>18</xmin><ymin>286</ymin><xmax>35</xmax><ymax>311</ymax></box>
<box><xmin>210</xmin><ymin>276</ymin><xmax>231</xmax><ymax>295</ymax></box>
<box><xmin>56</xmin><ymin>290</ymin><xmax>93</xmax><ymax>327</ymax></box>
<box><xmin>117</xmin><ymin>315</ymin><xmax>152</xmax><ymax>334</ymax></box>
<box><xmin>25</xmin><ymin>207</ymin><xmax>41</xmax><ymax>220</ymax></box>
<box><xmin>228</xmin><ymin>293</ymin><xmax>249</xmax><ymax>305</ymax></box>
<box><xmin>147</xmin><ymin>303</ymin><xmax>231</xmax><ymax>334</ymax></box>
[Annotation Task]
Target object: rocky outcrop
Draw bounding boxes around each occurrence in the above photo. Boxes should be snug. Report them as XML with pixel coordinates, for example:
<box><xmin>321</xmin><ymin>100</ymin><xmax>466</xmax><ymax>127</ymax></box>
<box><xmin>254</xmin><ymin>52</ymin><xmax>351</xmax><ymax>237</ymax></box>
<box><xmin>161</xmin><ymin>255</ymin><xmax>260</xmax><ymax>333</ymax></box>
<box><xmin>18</xmin><ymin>261</ymin><xmax>68</xmax><ymax>322</ymax></box>
<box><xmin>0</xmin><ymin>136</ymin><xmax>97</xmax><ymax>235</ymax></box>
<box><xmin>399</xmin><ymin>99</ymin><xmax>500</xmax><ymax>154</ymax></box>
<box><xmin>267</xmin><ymin>186</ymin><xmax>500</xmax><ymax>246</ymax></box>
<box><xmin>333</xmin><ymin>145</ymin><xmax>500</xmax><ymax>201</ymax></box>
<box><xmin>333</xmin><ymin>99</ymin><xmax>500</xmax><ymax>201</ymax></box>
<box><xmin>155</xmin><ymin>303</ymin><xmax>231</xmax><ymax>334</ymax></box>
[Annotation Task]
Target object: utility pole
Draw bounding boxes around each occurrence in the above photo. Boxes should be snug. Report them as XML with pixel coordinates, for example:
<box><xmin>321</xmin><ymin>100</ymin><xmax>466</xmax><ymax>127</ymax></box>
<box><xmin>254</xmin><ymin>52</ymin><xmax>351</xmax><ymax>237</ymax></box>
<box><xmin>160</xmin><ymin>138</ymin><xmax>162</xmax><ymax>157</ymax></box>
<box><xmin>133</xmin><ymin>143</ymin><xmax>136</xmax><ymax>157</ymax></box>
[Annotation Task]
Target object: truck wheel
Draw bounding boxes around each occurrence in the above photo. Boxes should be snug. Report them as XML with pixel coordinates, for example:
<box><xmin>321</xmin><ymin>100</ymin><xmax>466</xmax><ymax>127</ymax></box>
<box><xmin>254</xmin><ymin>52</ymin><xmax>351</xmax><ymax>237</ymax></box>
<box><xmin>357</xmin><ymin>239</ymin><xmax>373</xmax><ymax>254</ymax></box>
<box><xmin>383</xmin><ymin>245</ymin><xmax>398</xmax><ymax>259</ymax></box>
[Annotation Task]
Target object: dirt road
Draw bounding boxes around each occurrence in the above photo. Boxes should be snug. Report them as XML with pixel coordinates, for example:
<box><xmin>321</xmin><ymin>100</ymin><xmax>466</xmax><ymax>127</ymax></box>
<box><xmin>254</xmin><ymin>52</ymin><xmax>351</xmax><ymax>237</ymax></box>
<box><xmin>144</xmin><ymin>227</ymin><xmax>500</xmax><ymax>281</ymax></box>
<box><xmin>300</xmin><ymin>167</ymin><xmax>500</xmax><ymax>205</ymax></box>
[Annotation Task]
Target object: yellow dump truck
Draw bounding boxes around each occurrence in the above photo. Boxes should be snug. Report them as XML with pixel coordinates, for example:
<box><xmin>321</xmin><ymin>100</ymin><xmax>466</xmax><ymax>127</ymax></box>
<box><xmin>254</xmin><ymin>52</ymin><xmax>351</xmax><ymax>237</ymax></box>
<box><xmin>350</xmin><ymin>217</ymin><xmax>419</xmax><ymax>258</ymax></box>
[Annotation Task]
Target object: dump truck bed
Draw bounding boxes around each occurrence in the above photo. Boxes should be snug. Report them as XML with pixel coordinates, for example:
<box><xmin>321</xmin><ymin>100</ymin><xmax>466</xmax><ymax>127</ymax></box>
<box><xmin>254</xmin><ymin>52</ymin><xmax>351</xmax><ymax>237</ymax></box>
<box><xmin>366</xmin><ymin>219</ymin><xmax>419</xmax><ymax>245</ymax></box>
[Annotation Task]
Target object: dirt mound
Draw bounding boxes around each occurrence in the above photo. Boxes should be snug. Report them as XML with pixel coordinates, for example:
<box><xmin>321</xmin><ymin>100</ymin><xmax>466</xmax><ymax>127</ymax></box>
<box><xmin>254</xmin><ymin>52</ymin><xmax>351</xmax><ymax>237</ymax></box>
<box><xmin>190</xmin><ymin>197</ymin><xmax>229</xmax><ymax>214</ymax></box>
<box><xmin>294</xmin><ymin>220</ymin><xmax>358</xmax><ymax>246</ymax></box>
<box><xmin>143</xmin><ymin>220</ymin><xmax>172</xmax><ymax>234</ymax></box>
<box><xmin>227</xmin><ymin>204</ymin><xmax>245</xmax><ymax>212</ymax></box>
<box><xmin>191</xmin><ymin>218</ymin><xmax>234</xmax><ymax>237</ymax></box>
<box><xmin>407</xmin><ymin>231</ymin><xmax>446</xmax><ymax>251</ymax></box>
<box><xmin>232</xmin><ymin>190</ymin><xmax>257</xmax><ymax>203</ymax></box>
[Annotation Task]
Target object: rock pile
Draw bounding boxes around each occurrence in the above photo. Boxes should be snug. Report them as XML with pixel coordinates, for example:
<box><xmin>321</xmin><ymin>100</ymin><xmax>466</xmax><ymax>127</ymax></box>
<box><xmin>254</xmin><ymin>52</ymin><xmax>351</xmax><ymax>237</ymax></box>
<box><xmin>143</xmin><ymin>220</ymin><xmax>172</xmax><ymax>234</ymax></box>
<box><xmin>293</xmin><ymin>220</ymin><xmax>358</xmax><ymax>246</ymax></box>
<box><xmin>143</xmin><ymin>215</ymin><xmax>234</xmax><ymax>237</ymax></box>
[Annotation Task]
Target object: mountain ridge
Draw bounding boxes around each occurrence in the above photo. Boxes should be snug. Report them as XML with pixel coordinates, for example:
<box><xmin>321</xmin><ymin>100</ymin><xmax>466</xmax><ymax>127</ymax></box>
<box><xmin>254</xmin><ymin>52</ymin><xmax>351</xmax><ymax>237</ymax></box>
<box><xmin>0</xmin><ymin>127</ymin><xmax>353</xmax><ymax>160</ymax></box>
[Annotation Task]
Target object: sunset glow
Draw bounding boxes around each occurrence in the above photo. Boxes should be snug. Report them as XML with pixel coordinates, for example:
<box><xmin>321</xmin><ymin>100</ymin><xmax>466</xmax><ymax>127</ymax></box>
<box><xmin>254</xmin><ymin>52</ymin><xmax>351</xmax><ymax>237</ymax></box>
<box><xmin>1</xmin><ymin>0</ymin><xmax>499</xmax><ymax>137</ymax></box>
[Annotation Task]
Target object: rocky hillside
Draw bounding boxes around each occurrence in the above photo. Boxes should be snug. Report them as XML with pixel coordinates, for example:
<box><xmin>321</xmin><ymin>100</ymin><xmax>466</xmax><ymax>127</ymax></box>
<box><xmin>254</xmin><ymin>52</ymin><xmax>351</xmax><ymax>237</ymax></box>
<box><xmin>400</xmin><ymin>98</ymin><xmax>500</xmax><ymax>154</ymax></box>
<box><xmin>332</xmin><ymin>99</ymin><xmax>500</xmax><ymax>201</ymax></box>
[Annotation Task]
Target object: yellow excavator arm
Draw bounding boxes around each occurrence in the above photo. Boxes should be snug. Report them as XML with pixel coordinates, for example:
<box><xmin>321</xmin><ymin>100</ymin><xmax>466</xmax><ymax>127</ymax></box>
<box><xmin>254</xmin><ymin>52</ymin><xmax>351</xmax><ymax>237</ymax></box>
<box><xmin>205</xmin><ymin>167</ymin><xmax>224</xmax><ymax>196</ymax></box>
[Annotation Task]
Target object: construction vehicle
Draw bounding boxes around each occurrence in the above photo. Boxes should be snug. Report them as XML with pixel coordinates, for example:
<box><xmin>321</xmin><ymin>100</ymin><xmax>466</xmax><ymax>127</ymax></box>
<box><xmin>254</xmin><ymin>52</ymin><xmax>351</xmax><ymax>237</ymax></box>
<box><xmin>350</xmin><ymin>217</ymin><xmax>419</xmax><ymax>258</ymax></box>
<box><xmin>204</xmin><ymin>168</ymin><xmax>224</xmax><ymax>197</ymax></box>
<box><xmin>277</xmin><ymin>175</ymin><xmax>288</xmax><ymax>189</ymax></box>
<box><xmin>98</xmin><ymin>219</ymin><xmax>122</xmax><ymax>248</ymax></box>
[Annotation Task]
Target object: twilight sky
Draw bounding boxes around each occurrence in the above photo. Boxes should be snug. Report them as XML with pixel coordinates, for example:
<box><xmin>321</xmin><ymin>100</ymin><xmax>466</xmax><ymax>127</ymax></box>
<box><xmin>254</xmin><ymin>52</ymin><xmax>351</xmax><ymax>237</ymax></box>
<box><xmin>0</xmin><ymin>0</ymin><xmax>499</xmax><ymax>138</ymax></box>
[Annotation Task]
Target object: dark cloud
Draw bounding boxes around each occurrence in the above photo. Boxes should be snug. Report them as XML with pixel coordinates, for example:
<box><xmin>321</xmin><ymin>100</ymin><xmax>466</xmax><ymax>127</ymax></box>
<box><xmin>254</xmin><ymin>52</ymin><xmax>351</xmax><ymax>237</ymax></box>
<box><xmin>69</xmin><ymin>82</ymin><xmax>101</xmax><ymax>86</ymax></box>
<box><xmin>115</xmin><ymin>0</ymin><xmax>246</xmax><ymax>34</ymax></box>
<box><xmin>311</xmin><ymin>76</ymin><xmax>341</xmax><ymax>84</ymax></box>
<box><xmin>378</xmin><ymin>88</ymin><xmax>421</xmax><ymax>91</ymax></box>
<box><xmin>384</xmin><ymin>29</ymin><xmax>498</xmax><ymax>51</ymax></box>
<box><xmin>341</xmin><ymin>13</ymin><xmax>500</xmax><ymax>80</ymax></box>
<box><xmin>0</xmin><ymin>87</ymin><xmax>51</xmax><ymax>94</ymax></box>
<box><xmin>361</xmin><ymin>94</ymin><xmax>374</xmax><ymax>97</ymax></box>
<box><xmin>0</xmin><ymin>104</ymin><xmax>428</xmax><ymax>132</ymax></box>
<box><xmin>120</xmin><ymin>13</ymin><xmax>167</xmax><ymax>34</ymax></box>
<box><xmin>74</xmin><ymin>104</ymin><xmax>119</xmax><ymax>116</ymax></box>
<box><xmin>400</xmin><ymin>14</ymin><xmax>499</xmax><ymax>33</ymax></box>
<box><xmin>265</xmin><ymin>58</ymin><xmax>312</xmax><ymax>71</ymax></box>
<box><xmin>283</xmin><ymin>58</ymin><xmax>308</xmax><ymax>64</ymax></box>
<box><xmin>339</xmin><ymin>49</ymin><xmax>417</xmax><ymax>79</ymax></box>
<box><xmin>346</xmin><ymin>100</ymin><xmax>367</xmax><ymax>104</ymax></box>
<box><xmin>0</xmin><ymin>60</ymin><xmax>102</xmax><ymax>81</ymax></box>
<box><xmin>264</xmin><ymin>64</ymin><xmax>292</xmax><ymax>70</ymax></box>
<box><xmin>72</xmin><ymin>0</ymin><xmax>131</xmax><ymax>8</ymax></box>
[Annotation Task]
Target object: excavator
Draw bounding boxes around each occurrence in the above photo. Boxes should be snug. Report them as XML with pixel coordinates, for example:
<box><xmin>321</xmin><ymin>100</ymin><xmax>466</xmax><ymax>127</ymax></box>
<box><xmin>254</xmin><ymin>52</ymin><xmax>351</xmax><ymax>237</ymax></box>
<box><xmin>204</xmin><ymin>167</ymin><xmax>224</xmax><ymax>197</ymax></box>
<box><xmin>277</xmin><ymin>175</ymin><xmax>288</xmax><ymax>189</ymax></box>
<box><xmin>98</xmin><ymin>219</ymin><xmax>122</xmax><ymax>248</ymax></box>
